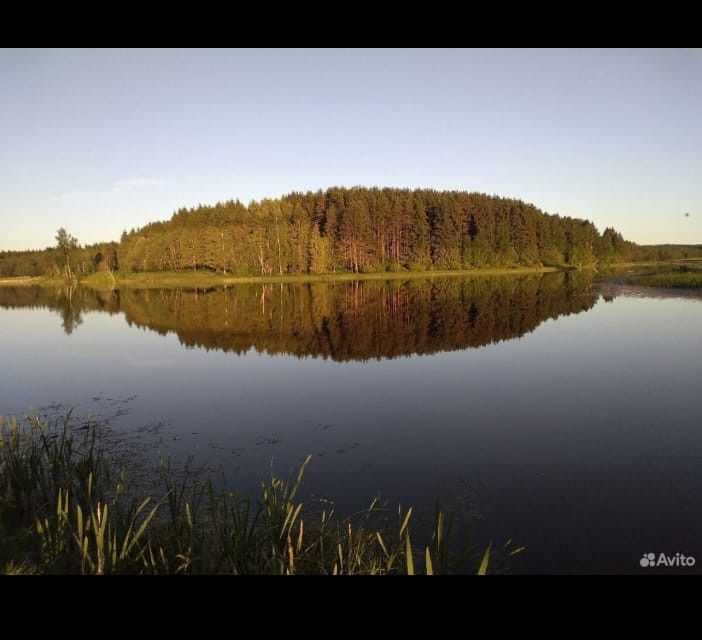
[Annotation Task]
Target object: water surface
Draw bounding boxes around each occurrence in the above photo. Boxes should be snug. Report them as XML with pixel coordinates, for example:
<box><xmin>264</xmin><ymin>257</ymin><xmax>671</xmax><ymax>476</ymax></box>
<box><xmin>1</xmin><ymin>272</ymin><xmax>700</xmax><ymax>573</ymax></box>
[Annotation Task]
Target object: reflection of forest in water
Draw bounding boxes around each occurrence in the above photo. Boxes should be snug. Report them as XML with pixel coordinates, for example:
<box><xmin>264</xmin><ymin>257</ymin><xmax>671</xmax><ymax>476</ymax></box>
<box><xmin>0</xmin><ymin>284</ymin><xmax>119</xmax><ymax>335</ymax></box>
<box><xmin>0</xmin><ymin>272</ymin><xmax>598</xmax><ymax>360</ymax></box>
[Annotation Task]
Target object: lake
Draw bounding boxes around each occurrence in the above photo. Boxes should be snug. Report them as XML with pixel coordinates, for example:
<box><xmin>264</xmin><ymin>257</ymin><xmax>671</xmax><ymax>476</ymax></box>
<box><xmin>1</xmin><ymin>271</ymin><xmax>701</xmax><ymax>574</ymax></box>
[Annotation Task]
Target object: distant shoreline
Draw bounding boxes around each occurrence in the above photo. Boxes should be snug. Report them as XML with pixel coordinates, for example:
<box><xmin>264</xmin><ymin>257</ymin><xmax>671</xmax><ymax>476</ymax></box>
<box><xmin>0</xmin><ymin>276</ymin><xmax>38</xmax><ymax>286</ymax></box>
<box><xmin>0</xmin><ymin>266</ymin><xmax>566</xmax><ymax>289</ymax></box>
<box><xmin>1</xmin><ymin>259</ymin><xmax>700</xmax><ymax>290</ymax></box>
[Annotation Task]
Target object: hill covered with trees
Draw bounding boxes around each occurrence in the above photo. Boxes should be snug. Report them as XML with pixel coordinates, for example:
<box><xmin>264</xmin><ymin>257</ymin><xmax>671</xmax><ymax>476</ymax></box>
<box><xmin>2</xmin><ymin>187</ymin><xmax>701</xmax><ymax>278</ymax></box>
<box><xmin>115</xmin><ymin>188</ymin><xmax>635</xmax><ymax>274</ymax></box>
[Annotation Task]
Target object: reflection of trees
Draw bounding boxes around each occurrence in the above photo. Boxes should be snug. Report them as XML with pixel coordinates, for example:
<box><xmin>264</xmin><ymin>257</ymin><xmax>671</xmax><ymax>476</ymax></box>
<box><xmin>119</xmin><ymin>273</ymin><xmax>597</xmax><ymax>361</ymax></box>
<box><xmin>0</xmin><ymin>286</ymin><xmax>121</xmax><ymax>335</ymax></box>
<box><xmin>0</xmin><ymin>273</ymin><xmax>598</xmax><ymax>357</ymax></box>
<box><xmin>56</xmin><ymin>284</ymin><xmax>81</xmax><ymax>334</ymax></box>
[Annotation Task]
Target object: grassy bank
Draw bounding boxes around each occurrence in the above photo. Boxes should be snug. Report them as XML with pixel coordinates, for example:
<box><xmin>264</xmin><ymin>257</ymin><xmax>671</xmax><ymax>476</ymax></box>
<box><xmin>11</xmin><ymin>261</ymin><xmax>702</xmax><ymax>291</ymax></box>
<box><xmin>2</xmin><ymin>268</ymin><xmax>562</xmax><ymax>290</ymax></box>
<box><xmin>8</xmin><ymin>260</ymin><xmax>701</xmax><ymax>291</ymax></box>
<box><xmin>0</xmin><ymin>276</ymin><xmax>48</xmax><ymax>286</ymax></box>
<box><xmin>78</xmin><ymin>267</ymin><xmax>565</xmax><ymax>290</ymax></box>
<box><xmin>626</xmin><ymin>266</ymin><xmax>702</xmax><ymax>290</ymax></box>
<box><xmin>0</xmin><ymin>412</ymin><xmax>518</xmax><ymax>575</ymax></box>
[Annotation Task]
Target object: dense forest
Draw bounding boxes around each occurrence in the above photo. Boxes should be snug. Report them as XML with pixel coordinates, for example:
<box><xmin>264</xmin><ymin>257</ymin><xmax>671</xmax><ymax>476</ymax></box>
<box><xmin>0</xmin><ymin>273</ymin><xmax>598</xmax><ymax>360</ymax></box>
<box><xmin>2</xmin><ymin>188</ymin><xmax>701</xmax><ymax>278</ymax></box>
<box><xmin>0</xmin><ymin>240</ymin><xmax>118</xmax><ymax>278</ymax></box>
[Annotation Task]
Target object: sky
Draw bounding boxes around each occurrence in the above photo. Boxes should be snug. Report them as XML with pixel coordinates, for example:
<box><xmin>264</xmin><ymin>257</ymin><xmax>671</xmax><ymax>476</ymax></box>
<box><xmin>1</xmin><ymin>48</ymin><xmax>701</xmax><ymax>251</ymax></box>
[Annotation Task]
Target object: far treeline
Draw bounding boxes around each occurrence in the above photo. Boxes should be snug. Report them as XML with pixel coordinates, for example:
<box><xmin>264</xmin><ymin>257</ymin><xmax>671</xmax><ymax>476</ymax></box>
<box><xmin>2</xmin><ymin>188</ymin><xmax>701</xmax><ymax>278</ymax></box>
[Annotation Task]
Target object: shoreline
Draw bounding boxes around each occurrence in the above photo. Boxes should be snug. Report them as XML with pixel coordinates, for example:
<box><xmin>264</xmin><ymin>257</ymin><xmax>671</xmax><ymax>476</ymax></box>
<box><xmin>1</xmin><ymin>266</ymin><xmax>568</xmax><ymax>290</ymax></box>
<box><xmin>1</xmin><ymin>258</ymin><xmax>699</xmax><ymax>290</ymax></box>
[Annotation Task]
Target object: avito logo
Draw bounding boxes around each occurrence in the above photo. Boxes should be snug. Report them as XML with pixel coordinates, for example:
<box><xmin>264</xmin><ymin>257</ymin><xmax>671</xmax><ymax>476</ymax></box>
<box><xmin>640</xmin><ymin>552</ymin><xmax>696</xmax><ymax>568</ymax></box>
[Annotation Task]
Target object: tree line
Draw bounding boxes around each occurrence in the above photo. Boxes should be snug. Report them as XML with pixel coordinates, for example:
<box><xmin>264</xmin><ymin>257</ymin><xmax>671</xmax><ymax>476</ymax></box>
<box><xmin>2</xmin><ymin>188</ymin><xmax>701</xmax><ymax>277</ymax></box>
<box><xmin>0</xmin><ymin>230</ymin><xmax>118</xmax><ymax>278</ymax></box>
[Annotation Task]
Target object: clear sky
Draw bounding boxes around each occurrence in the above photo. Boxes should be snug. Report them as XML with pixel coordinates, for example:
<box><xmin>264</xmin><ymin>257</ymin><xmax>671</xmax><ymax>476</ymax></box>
<box><xmin>1</xmin><ymin>48</ymin><xmax>701</xmax><ymax>251</ymax></box>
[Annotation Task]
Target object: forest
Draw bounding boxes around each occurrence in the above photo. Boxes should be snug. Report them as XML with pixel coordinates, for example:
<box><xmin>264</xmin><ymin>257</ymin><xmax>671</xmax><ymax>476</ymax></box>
<box><xmin>2</xmin><ymin>187</ymin><xmax>701</xmax><ymax>278</ymax></box>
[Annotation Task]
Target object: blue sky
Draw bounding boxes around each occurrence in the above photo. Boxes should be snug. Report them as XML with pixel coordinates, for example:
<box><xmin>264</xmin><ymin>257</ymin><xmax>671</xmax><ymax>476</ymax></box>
<box><xmin>1</xmin><ymin>48</ymin><xmax>700</xmax><ymax>251</ymax></box>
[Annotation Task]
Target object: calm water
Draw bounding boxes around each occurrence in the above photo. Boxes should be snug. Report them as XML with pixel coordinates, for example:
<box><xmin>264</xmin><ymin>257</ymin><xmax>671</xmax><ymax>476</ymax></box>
<box><xmin>1</xmin><ymin>272</ymin><xmax>701</xmax><ymax>574</ymax></box>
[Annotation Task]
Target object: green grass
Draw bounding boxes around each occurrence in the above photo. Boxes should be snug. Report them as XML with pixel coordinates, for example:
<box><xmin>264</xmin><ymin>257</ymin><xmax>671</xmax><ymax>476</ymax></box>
<box><xmin>626</xmin><ymin>266</ymin><xmax>702</xmax><ymax>290</ymax></box>
<box><xmin>0</xmin><ymin>276</ymin><xmax>48</xmax><ymax>286</ymax></box>
<box><xmin>78</xmin><ymin>267</ymin><xmax>564</xmax><ymax>291</ymax></box>
<box><xmin>78</xmin><ymin>271</ymin><xmax>117</xmax><ymax>289</ymax></box>
<box><xmin>0</xmin><ymin>412</ymin><xmax>521</xmax><ymax>575</ymax></box>
<box><xmin>5</xmin><ymin>258</ymin><xmax>702</xmax><ymax>290</ymax></box>
<box><xmin>0</xmin><ymin>275</ymin><xmax>77</xmax><ymax>287</ymax></box>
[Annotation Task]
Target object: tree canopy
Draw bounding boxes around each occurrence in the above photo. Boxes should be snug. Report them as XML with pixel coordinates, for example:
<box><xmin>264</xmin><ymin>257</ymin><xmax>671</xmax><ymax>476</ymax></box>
<box><xmin>2</xmin><ymin>188</ymin><xmax>700</xmax><ymax>278</ymax></box>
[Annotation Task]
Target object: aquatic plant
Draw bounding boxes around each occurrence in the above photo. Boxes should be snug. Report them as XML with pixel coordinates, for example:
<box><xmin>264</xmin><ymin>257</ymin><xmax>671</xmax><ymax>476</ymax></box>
<box><xmin>0</xmin><ymin>413</ymin><xmax>519</xmax><ymax>575</ymax></box>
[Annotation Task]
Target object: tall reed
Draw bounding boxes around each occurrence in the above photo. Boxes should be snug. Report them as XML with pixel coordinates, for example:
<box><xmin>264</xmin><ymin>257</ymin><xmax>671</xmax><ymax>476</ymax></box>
<box><xmin>1</xmin><ymin>413</ymin><xmax>521</xmax><ymax>574</ymax></box>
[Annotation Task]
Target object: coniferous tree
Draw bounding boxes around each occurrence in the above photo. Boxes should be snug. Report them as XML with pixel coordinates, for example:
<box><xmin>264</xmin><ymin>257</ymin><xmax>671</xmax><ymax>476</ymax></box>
<box><xmin>5</xmin><ymin>187</ymin><xmax>695</xmax><ymax>278</ymax></box>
